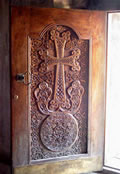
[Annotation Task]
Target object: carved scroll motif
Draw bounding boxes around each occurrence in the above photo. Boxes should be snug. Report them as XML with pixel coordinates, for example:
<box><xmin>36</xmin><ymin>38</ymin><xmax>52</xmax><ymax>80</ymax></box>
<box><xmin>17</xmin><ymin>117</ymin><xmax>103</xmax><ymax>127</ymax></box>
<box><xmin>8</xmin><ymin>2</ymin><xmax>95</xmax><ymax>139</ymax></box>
<box><xmin>35</xmin><ymin>26</ymin><xmax>84</xmax><ymax>115</ymax></box>
<box><xmin>30</xmin><ymin>25</ymin><xmax>89</xmax><ymax>157</ymax></box>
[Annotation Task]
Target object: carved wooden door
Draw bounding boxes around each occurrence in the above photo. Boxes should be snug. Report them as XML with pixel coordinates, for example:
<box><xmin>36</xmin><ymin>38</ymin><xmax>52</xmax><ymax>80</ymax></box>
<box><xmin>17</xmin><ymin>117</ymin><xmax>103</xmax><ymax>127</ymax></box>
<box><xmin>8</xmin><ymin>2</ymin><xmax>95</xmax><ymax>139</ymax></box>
<box><xmin>11</xmin><ymin>7</ymin><xmax>106</xmax><ymax>174</ymax></box>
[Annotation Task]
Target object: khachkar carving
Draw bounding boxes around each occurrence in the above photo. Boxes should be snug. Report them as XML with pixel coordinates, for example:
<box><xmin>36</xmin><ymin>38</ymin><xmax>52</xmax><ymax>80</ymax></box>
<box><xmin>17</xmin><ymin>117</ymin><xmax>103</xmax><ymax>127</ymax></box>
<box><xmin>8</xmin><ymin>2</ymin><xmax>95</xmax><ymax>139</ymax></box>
<box><xmin>30</xmin><ymin>24</ymin><xmax>89</xmax><ymax>158</ymax></box>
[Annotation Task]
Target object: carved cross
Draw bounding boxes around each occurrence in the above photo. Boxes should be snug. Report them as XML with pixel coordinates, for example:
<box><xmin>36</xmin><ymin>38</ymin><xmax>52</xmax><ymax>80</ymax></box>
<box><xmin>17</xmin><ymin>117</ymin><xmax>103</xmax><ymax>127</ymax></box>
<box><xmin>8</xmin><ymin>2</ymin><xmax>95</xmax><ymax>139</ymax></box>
<box><xmin>39</xmin><ymin>29</ymin><xmax>81</xmax><ymax>111</ymax></box>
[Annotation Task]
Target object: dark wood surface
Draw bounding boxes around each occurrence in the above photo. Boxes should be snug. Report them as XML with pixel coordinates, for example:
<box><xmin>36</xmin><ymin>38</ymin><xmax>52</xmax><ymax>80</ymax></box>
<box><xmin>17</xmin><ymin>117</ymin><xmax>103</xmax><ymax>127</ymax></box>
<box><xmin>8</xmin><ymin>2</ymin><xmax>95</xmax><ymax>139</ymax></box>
<box><xmin>0</xmin><ymin>0</ymin><xmax>11</xmax><ymax>164</ymax></box>
<box><xmin>0</xmin><ymin>163</ymin><xmax>11</xmax><ymax>174</ymax></box>
<box><xmin>11</xmin><ymin>7</ymin><xmax>106</xmax><ymax>174</ymax></box>
<box><xmin>11</xmin><ymin>0</ymin><xmax>54</xmax><ymax>7</ymax></box>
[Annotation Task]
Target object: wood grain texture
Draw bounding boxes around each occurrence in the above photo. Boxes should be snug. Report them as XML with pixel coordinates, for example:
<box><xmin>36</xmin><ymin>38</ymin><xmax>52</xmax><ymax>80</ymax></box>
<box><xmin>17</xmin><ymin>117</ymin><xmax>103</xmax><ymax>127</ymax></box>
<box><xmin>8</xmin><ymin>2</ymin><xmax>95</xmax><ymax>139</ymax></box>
<box><xmin>0</xmin><ymin>0</ymin><xmax>11</xmax><ymax>163</ymax></box>
<box><xmin>11</xmin><ymin>7</ymin><xmax>106</xmax><ymax>173</ymax></box>
<box><xmin>14</xmin><ymin>156</ymin><xmax>102</xmax><ymax>174</ymax></box>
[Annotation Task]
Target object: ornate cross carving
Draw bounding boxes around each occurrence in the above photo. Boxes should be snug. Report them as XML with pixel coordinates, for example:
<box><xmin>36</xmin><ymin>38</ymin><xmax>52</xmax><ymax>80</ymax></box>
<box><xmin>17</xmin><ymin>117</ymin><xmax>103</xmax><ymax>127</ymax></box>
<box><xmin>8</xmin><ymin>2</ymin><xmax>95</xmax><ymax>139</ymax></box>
<box><xmin>32</xmin><ymin>25</ymin><xmax>87</xmax><ymax>153</ymax></box>
<box><xmin>39</xmin><ymin>29</ymin><xmax>81</xmax><ymax>111</ymax></box>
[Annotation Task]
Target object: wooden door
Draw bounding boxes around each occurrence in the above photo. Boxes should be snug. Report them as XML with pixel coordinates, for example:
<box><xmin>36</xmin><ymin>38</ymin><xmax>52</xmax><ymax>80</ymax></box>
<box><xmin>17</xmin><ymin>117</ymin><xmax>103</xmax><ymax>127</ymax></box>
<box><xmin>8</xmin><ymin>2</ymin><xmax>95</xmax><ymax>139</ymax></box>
<box><xmin>11</xmin><ymin>7</ymin><xmax>106</xmax><ymax>174</ymax></box>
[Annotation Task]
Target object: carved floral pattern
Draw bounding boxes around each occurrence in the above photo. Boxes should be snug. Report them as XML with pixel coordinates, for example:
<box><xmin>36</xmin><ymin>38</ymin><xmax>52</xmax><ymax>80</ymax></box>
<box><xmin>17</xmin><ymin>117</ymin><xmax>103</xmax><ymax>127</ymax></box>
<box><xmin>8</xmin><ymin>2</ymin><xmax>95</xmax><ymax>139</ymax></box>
<box><xmin>40</xmin><ymin>113</ymin><xmax>78</xmax><ymax>152</ymax></box>
<box><xmin>30</xmin><ymin>24</ymin><xmax>89</xmax><ymax>160</ymax></box>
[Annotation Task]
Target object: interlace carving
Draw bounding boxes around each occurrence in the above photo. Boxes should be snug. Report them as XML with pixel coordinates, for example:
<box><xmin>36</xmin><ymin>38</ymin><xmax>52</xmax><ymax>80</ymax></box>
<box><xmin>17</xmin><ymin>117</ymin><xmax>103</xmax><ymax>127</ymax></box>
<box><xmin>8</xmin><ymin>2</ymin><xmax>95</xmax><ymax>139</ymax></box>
<box><xmin>30</xmin><ymin>24</ymin><xmax>89</xmax><ymax>158</ymax></box>
<box><xmin>35</xmin><ymin>26</ymin><xmax>84</xmax><ymax>113</ymax></box>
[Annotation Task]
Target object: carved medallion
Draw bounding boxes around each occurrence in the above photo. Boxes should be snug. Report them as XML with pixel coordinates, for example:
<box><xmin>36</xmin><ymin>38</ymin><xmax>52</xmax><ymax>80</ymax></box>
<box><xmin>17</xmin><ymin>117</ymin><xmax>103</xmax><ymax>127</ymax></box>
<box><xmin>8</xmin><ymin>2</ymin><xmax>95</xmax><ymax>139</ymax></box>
<box><xmin>30</xmin><ymin>24</ymin><xmax>89</xmax><ymax>160</ymax></box>
<box><xmin>40</xmin><ymin>113</ymin><xmax>78</xmax><ymax>152</ymax></box>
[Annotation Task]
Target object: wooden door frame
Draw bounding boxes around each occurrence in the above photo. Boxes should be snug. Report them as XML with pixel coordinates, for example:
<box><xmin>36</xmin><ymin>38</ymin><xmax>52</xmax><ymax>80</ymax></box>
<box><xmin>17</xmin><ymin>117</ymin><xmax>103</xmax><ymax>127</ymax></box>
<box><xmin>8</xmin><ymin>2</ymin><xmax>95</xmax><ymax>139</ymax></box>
<box><xmin>0</xmin><ymin>0</ymin><xmax>11</xmax><ymax>173</ymax></box>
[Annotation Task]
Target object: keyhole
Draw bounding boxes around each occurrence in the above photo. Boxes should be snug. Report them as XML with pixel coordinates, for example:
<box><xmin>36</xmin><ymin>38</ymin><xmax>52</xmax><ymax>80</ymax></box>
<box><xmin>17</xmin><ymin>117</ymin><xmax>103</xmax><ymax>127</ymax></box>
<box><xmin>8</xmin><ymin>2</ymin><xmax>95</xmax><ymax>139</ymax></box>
<box><xmin>16</xmin><ymin>74</ymin><xmax>25</xmax><ymax>82</ymax></box>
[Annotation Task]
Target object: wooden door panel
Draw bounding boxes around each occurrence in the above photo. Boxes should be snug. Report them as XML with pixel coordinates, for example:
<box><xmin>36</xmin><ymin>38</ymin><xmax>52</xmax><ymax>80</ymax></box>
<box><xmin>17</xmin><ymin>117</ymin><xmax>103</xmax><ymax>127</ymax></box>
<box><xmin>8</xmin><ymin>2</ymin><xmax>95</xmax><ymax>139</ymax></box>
<box><xmin>11</xmin><ymin>7</ymin><xmax>106</xmax><ymax>174</ymax></box>
<box><xmin>29</xmin><ymin>24</ymin><xmax>89</xmax><ymax>160</ymax></box>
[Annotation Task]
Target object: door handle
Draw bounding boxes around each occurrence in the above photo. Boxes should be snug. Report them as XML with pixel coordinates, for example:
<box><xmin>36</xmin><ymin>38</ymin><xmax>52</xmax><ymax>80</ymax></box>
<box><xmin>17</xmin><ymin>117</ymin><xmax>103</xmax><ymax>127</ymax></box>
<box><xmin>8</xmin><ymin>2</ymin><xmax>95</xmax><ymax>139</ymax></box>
<box><xmin>16</xmin><ymin>72</ymin><xmax>32</xmax><ymax>85</ymax></box>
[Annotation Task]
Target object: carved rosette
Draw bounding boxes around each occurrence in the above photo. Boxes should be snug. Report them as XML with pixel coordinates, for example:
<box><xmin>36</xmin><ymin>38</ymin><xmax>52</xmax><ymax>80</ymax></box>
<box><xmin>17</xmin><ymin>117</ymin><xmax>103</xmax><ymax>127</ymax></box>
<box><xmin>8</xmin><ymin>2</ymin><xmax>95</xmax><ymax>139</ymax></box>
<box><xmin>40</xmin><ymin>113</ymin><xmax>78</xmax><ymax>152</ymax></box>
<box><xmin>30</xmin><ymin>24</ymin><xmax>89</xmax><ymax>159</ymax></box>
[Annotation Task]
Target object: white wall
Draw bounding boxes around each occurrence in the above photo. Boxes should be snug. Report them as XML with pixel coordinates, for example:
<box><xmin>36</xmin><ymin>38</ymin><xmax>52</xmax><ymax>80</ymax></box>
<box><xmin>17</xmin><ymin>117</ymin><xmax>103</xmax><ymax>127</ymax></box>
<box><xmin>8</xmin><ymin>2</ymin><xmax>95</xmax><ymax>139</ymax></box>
<box><xmin>105</xmin><ymin>13</ymin><xmax>120</xmax><ymax>170</ymax></box>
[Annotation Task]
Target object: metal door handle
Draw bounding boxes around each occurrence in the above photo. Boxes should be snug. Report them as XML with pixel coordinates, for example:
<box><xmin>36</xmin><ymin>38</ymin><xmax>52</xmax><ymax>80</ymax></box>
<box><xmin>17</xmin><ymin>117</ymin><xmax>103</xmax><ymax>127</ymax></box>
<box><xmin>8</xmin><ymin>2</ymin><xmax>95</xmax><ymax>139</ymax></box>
<box><xmin>16</xmin><ymin>72</ymin><xmax>32</xmax><ymax>85</ymax></box>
